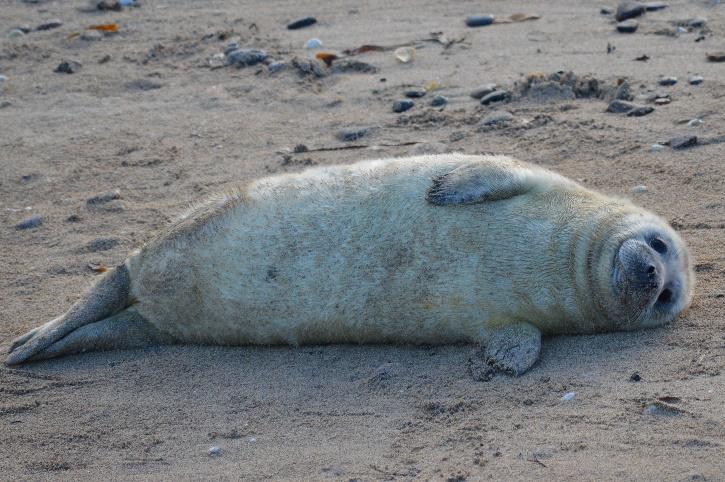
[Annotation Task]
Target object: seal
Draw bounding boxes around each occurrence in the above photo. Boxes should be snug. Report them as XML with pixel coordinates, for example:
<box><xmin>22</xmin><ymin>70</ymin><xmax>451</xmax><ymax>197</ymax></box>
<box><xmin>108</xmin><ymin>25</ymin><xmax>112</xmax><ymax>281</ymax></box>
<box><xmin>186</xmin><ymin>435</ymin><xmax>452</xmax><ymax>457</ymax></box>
<box><xmin>5</xmin><ymin>154</ymin><xmax>694</xmax><ymax>375</ymax></box>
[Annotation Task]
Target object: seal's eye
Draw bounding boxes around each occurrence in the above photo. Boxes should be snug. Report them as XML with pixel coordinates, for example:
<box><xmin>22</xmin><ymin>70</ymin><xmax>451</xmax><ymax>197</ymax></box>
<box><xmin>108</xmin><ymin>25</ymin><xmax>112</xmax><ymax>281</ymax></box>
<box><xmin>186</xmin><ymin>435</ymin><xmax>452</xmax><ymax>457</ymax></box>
<box><xmin>650</xmin><ymin>237</ymin><xmax>667</xmax><ymax>254</ymax></box>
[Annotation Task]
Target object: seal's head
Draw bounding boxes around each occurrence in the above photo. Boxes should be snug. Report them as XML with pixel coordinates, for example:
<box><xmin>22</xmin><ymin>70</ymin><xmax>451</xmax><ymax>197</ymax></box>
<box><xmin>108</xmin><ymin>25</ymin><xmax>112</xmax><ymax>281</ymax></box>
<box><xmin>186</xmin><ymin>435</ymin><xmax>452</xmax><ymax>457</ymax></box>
<box><xmin>604</xmin><ymin>213</ymin><xmax>694</xmax><ymax>330</ymax></box>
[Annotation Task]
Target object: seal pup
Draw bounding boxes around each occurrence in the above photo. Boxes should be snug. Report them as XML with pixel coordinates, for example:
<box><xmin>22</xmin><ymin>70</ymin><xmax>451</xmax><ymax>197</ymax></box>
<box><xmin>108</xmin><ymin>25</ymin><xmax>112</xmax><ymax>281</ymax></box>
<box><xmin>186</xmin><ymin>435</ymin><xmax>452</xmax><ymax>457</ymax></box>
<box><xmin>6</xmin><ymin>154</ymin><xmax>694</xmax><ymax>375</ymax></box>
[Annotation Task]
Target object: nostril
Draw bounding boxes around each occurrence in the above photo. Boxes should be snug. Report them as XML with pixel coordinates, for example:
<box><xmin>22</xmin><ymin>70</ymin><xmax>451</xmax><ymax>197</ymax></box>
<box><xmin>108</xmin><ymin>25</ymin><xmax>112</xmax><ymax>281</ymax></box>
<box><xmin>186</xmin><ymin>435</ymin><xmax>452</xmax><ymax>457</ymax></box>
<box><xmin>647</xmin><ymin>265</ymin><xmax>656</xmax><ymax>275</ymax></box>
<box><xmin>657</xmin><ymin>288</ymin><xmax>673</xmax><ymax>304</ymax></box>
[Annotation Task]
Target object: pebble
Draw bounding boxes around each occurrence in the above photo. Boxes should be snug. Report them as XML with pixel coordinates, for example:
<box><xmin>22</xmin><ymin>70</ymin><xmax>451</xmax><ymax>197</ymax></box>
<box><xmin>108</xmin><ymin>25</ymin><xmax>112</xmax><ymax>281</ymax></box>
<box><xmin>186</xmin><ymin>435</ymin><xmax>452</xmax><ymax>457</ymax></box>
<box><xmin>223</xmin><ymin>42</ymin><xmax>239</xmax><ymax>55</ymax></box>
<box><xmin>87</xmin><ymin>190</ymin><xmax>121</xmax><ymax>205</ymax></box>
<box><xmin>627</xmin><ymin>105</ymin><xmax>654</xmax><ymax>116</ymax></box>
<box><xmin>394</xmin><ymin>47</ymin><xmax>415</xmax><ymax>63</ymax></box>
<box><xmin>629</xmin><ymin>372</ymin><xmax>642</xmax><ymax>381</ymax></box>
<box><xmin>465</xmin><ymin>15</ymin><xmax>495</xmax><ymax>27</ymax></box>
<box><xmin>7</xmin><ymin>29</ymin><xmax>25</xmax><ymax>39</ymax></box>
<box><xmin>0</xmin><ymin>101</ymin><xmax>11</xmax><ymax>109</ymax></box>
<box><xmin>267</xmin><ymin>61</ymin><xmax>285</xmax><ymax>73</ymax></box>
<box><xmin>404</xmin><ymin>88</ymin><xmax>426</xmax><ymax>98</ymax></box>
<box><xmin>226</xmin><ymin>49</ymin><xmax>267</xmax><ymax>67</ymax></box>
<box><xmin>208</xmin><ymin>446</ymin><xmax>222</xmax><ymax>457</ymax></box>
<box><xmin>481</xmin><ymin>111</ymin><xmax>514</xmax><ymax>126</ymax></box>
<box><xmin>650</xmin><ymin>143</ymin><xmax>666</xmax><ymax>152</ymax></box>
<box><xmin>392</xmin><ymin>99</ymin><xmax>414</xmax><ymax>113</ymax></box>
<box><xmin>615</xmin><ymin>2</ymin><xmax>645</xmax><ymax>21</ymax></box>
<box><xmin>706</xmin><ymin>52</ymin><xmax>725</xmax><ymax>62</ymax></box>
<box><xmin>631</xmin><ymin>185</ymin><xmax>648</xmax><ymax>193</ymax></box>
<box><xmin>561</xmin><ymin>392</ymin><xmax>576</xmax><ymax>401</ymax></box>
<box><xmin>430</xmin><ymin>95</ymin><xmax>448</xmax><ymax>107</ymax></box>
<box><xmin>336</xmin><ymin>127</ymin><xmax>369</xmax><ymax>142</ymax></box>
<box><xmin>287</xmin><ymin>16</ymin><xmax>317</xmax><ymax>30</ymax></box>
<box><xmin>600</xmin><ymin>6</ymin><xmax>614</xmax><ymax>15</ymax></box>
<box><xmin>36</xmin><ymin>19</ymin><xmax>63</xmax><ymax>31</ymax></box>
<box><xmin>607</xmin><ymin>99</ymin><xmax>639</xmax><ymax>113</ymax></box>
<box><xmin>688</xmin><ymin>75</ymin><xmax>703</xmax><ymax>85</ymax></box>
<box><xmin>688</xmin><ymin>18</ymin><xmax>706</xmax><ymax>28</ymax></box>
<box><xmin>480</xmin><ymin>90</ymin><xmax>510</xmax><ymax>105</ymax></box>
<box><xmin>470</xmin><ymin>83</ymin><xmax>498</xmax><ymax>99</ymax></box>
<box><xmin>654</xmin><ymin>98</ymin><xmax>670</xmax><ymax>105</ymax></box>
<box><xmin>304</xmin><ymin>38</ymin><xmax>321</xmax><ymax>49</ymax></box>
<box><xmin>687</xmin><ymin>118</ymin><xmax>703</xmax><ymax>127</ymax></box>
<box><xmin>644</xmin><ymin>1</ymin><xmax>667</xmax><ymax>10</ymax></box>
<box><xmin>669</xmin><ymin>135</ymin><xmax>697</xmax><ymax>149</ymax></box>
<box><xmin>658</xmin><ymin>76</ymin><xmax>677</xmax><ymax>86</ymax></box>
<box><xmin>616</xmin><ymin>19</ymin><xmax>639</xmax><ymax>33</ymax></box>
<box><xmin>81</xmin><ymin>29</ymin><xmax>103</xmax><ymax>41</ymax></box>
<box><xmin>15</xmin><ymin>215</ymin><xmax>42</xmax><ymax>230</ymax></box>
<box><xmin>55</xmin><ymin>60</ymin><xmax>82</xmax><ymax>74</ymax></box>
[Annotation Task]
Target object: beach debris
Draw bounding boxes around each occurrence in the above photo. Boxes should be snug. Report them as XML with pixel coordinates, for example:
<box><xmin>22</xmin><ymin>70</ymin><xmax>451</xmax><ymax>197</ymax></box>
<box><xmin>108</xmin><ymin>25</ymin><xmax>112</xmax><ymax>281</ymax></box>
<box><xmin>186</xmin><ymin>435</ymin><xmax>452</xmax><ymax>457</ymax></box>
<box><xmin>470</xmin><ymin>84</ymin><xmax>498</xmax><ymax>99</ymax></box>
<box><xmin>88</xmin><ymin>263</ymin><xmax>108</xmax><ymax>273</ymax></box>
<box><xmin>425</xmin><ymin>81</ymin><xmax>443</xmax><ymax>92</ymax></box>
<box><xmin>617</xmin><ymin>19</ymin><xmax>639</xmax><ymax>33</ymax></box>
<box><xmin>650</xmin><ymin>143</ymin><xmax>666</xmax><ymax>152</ymax></box>
<box><xmin>465</xmin><ymin>15</ymin><xmax>495</xmax><ymax>27</ymax></box>
<box><xmin>87</xmin><ymin>190</ymin><xmax>121</xmax><ymax>205</ymax></box>
<box><xmin>226</xmin><ymin>49</ymin><xmax>267</xmax><ymax>67</ymax></box>
<box><xmin>634</xmin><ymin>54</ymin><xmax>650</xmax><ymax>61</ymax></box>
<box><xmin>498</xmin><ymin>13</ymin><xmax>541</xmax><ymax>23</ymax></box>
<box><xmin>89</xmin><ymin>23</ymin><xmax>119</xmax><ymax>33</ymax></box>
<box><xmin>687</xmin><ymin>118</ymin><xmax>703</xmax><ymax>127</ymax></box>
<box><xmin>287</xmin><ymin>16</ymin><xmax>317</xmax><ymax>30</ymax></box>
<box><xmin>688</xmin><ymin>75</ymin><xmax>703</xmax><ymax>85</ymax></box>
<box><xmin>405</xmin><ymin>88</ymin><xmax>426</xmax><ymax>98</ymax></box>
<box><xmin>423</xmin><ymin>31</ymin><xmax>467</xmax><ymax>49</ymax></box>
<box><xmin>561</xmin><ymin>392</ymin><xmax>576</xmax><ymax>401</ymax></box>
<box><xmin>615</xmin><ymin>2</ymin><xmax>645</xmax><ymax>22</ymax></box>
<box><xmin>55</xmin><ymin>60</ymin><xmax>82</xmax><ymax>74</ymax></box>
<box><xmin>668</xmin><ymin>135</ymin><xmax>697</xmax><ymax>149</ymax></box>
<box><xmin>687</xmin><ymin>18</ymin><xmax>706</xmax><ymax>28</ymax></box>
<box><xmin>658</xmin><ymin>76</ymin><xmax>677</xmax><ymax>86</ymax></box>
<box><xmin>7</xmin><ymin>29</ymin><xmax>25</xmax><ymax>39</ymax></box>
<box><xmin>430</xmin><ymin>95</ymin><xmax>448</xmax><ymax>107</ymax></box>
<box><xmin>208</xmin><ymin>446</ymin><xmax>222</xmax><ymax>457</ymax></box>
<box><xmin>15</xmin><ymin>215</ymin><xmax>42</xmax><ymax>230</ymax></box>
<box><xmin>394</xmin><ymin>46</ymin><xmax>415</xmax><ymax>63</ymax></box>
<box><xmin>393</xmin><ymin>99</ymin><xmax>415</xmax><ymax>113</ymax></box>
<box><xmin>654</xmin><ymin>97</ymin><xmax>670</xmax><ymax>105</ymax></box>
<box><xmin>305</xmin><ymin>38</ymin><xmax>321</xmax><ymax>49</ymax></box>
<box><xmin>643</xmin><ymin>399</ymin><xmax>683</xmax><ymax>416</ymax></box>
<box><xmin>631</xmin><ymin>185</ymin><xmax>648</xmax><ymax>193</ymax></box>
<box><xmin>644</xmin><ymin>2</ymin><xmax>667</xmax><ymax>10</ymax></box>
<box><xmin>36</xmin><ymin>19</ymin><xmax>63</xmax><ymax>31</ymax></box>
<box><xmin>343</xmin><ymin>44</ymin><xmax>385</xmax><ymax>56</ymax></box>
<box><xmin>336</xmin><ymin>127</ymin><xmax>370</xmax><ymax>142</ymax></box>
<box><xmin>480</xmin><ymin>90</ymin><xmax>511</xmax><ymax>105</ymax></box>
<box><xmin>291</xmin><ymin>57</ymin><xmax>327</xmax><ymax>77</ymax></box>
<box><xmin>481</xmin><ymin>111</ymin><xmax>514</xmax><ymax>126</ymax></box>
<box><xmin>629</xmin><ymin>372</ymin><xmax>642</xmax><ymax>381</ymax></box>
<box><xmin>706</xmin><ymin>52</ymin><xmax>725</xmax><ymax>62</ymax></box>
<box><xmin>314</xmin><ymin>52</ymin><xmax>338</xmax><ymax>66</ymax></box>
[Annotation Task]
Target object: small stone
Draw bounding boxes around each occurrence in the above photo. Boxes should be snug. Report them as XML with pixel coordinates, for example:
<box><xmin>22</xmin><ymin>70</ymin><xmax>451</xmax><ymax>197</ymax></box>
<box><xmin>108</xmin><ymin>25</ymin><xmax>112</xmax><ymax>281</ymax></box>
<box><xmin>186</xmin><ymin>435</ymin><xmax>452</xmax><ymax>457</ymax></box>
<box><xmin>613</xmin><ymin>81</ymin><xmax>634</xmax><ymax>101</ymax></box>
<box><xmin>617</xmin><ymin>19</ymin><xmax>639</xmax><ymax>33</ymax></box>
<box><xmin>627</xmin><ymin>105</ymin><xmax>654</xmax><ymax>116</ymax></box>
<box><xmin>7</xmin><ymin>29</ymin><xmax>25</xmax><ymax>39</ymax></box>
<box><xmin>394</xmin><ymin>47</ymin><xmax>415</xmax><ymax>63</ymax></box>
<box><xmin>481</xmin><ymin>111</ymin><xmax>514</xmax><ymax>126</ymax></box>
<box><xmin>208</xmin><ymin>53</ymin><xmax>226</xmax><ymax>68</ymax></box>
<box><xmin>404</xmin><ymin>88</ymin><xmax>426</xmax><ymax>98</ymax></box>
<box><xmin>658</xmin><ymin>76</ymin><xmax>677</xmax><ymax>86</ymax></box>
<box><xmin>287</xmin><ymin>16</ymin><xmax>317</xmax><ymax>30</ymax></box>
<box><xmin>480</xmin><ymin>90</ymin><xmax>510</xmax><ymax>105</ymax></box>
<box><xmin>650</xmin><ymin>143</ymin><xmax>666</xmax><ymax>152</ymax></box>
<box><xmin>0</xmin><ymin>101</ymin><xmax>11</xmax><ymax>109</ymax></box>
<box><xmin>654</xmin><ymin>97</ymin><xmax>670</xmax><ymax>105</ymax></box>
<box><xmin>601</xmin><ymin>6</ymin><xmax>614</xmax><ymax>15</ymax></box>
<box><xmin>607</xmin><ymin>99</ymin><xmax>638</xmax><ymax>113</ymax></box>
<box><xmin>615</xmin><ymin>2</ymin><xmax>645</xmax><ymax>22</ymax></box>
<box><xmin>87</xmin><ymin>190</ymin><xmax>121</xmax><ymax>205</ymax></box>
<box><xmin>223</xmin><ymin>42</ymin><xmax>239</xmax><ymax>55</ymax></box>
<box><xmin>629</xmin><ymin>372</ymin><xmax>642</xmax><ymax>381</ymax></box>
<box><xmin>392</xmin><ymin>99</ymin><xmax>414</xmax><ymax>113</ymax></box>
<box><xmin>465</xmin><ymin>15</ymin><xmax>495</xmax><ymax>27</ymax></box>
<box><xmin>644</xmin><ymin>1</ymin><xmax>667</xmax><ymax>10</ymax></box>
<box><xmin>688</xmin><ymin>75</ymin><xmax>703</xmax><ymax>85</ymax></box>
<box><xmin>706</xmin><ymin>52</ymin><xmax>725</xmax><ymax>62</ymax></box>
<box><xmin>561</xmin><ymin>392</ymin><xmax>576</xmax><ymax>401</ymax></box>
<box><xmin>208</xmin><ymin>446</ymin><xmax>222</xmax><ymax>457</ymax></box>
<box><xmin>268</xmin><ymin>61</ymin><xmax>285</xmax><ymax>73</ymax></box>
<box><xmin>291</xmin><ymin>57</ymin><xmax>327</xmax><ymax>77</ymax></box>
<box><xmin>292</xmin><ymin>144</ymin><xmax>308</xmax><ymax>153</ymax></box>
<box><xmin>15</xmin><ymin>215</ymin><xmax>42</xmax><ymax>230</ymax></box>
<box><xmin>336</xmin><ymin>127</ymin><xmax>369</xmax><ymax>142</ymax></box>
<box><xmin>304</xmin><ymin>38</ymin><xmax>321</xmax><ymax>49</ymax></box>
<box><xmin>55</xmin><ymin>60</ymin><xmax>82</xmax><ymax>74</ymax></box>
<box><xmin>688</xmin><ymin>18</ymin><xmax>706</xmax><ymax>28</ymax></box>
<box><xmin>81</xmin><ymin>29</ymin><xmax>103</xmax><ymax>41</ymax></box>
<box><xmin>687</xmin><ymin>118</ymin><xmax>702</xmax><ymax>127</ymax></box>
<box><xmin>36</xmin><ymin>19</ymin><xmax>63</xmax><ymax>31</ymax></box>
<box><xmin>631</xmin><ymin>185</ymin><xmax>647</xmax><ymax>193</ymax></box>
<box><xmin>669</xmin><ymin>135</ymin><xmax>697</xmax><ymax>149</ymax></box>
<box><xmin>430</xmin><ymin>95</ymin><xmax>448</xmax><ymax>107</ymax></box>
<box><xmin>226</xmin><ymin>49</ymin><xmax>267</xmax><ymax>67</ymax></box>
<box><xmin>470</xmin><ymin>84</ymin><xmax>498</xmax><ymax>99</ymax></box>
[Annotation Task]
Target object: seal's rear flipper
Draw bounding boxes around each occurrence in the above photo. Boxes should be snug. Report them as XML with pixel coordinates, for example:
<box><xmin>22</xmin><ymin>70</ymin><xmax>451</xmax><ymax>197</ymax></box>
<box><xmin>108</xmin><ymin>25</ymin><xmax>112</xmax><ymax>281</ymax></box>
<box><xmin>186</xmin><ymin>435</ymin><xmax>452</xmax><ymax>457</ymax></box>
<box><xmin>6</xmin><ymin>265</ymin><xmax>133</xmax><ymax>365</ymax></box>
<box><xmin>483</xmin><ymin>322</ymin><xmax>541</xmax><ymax>376</ymax></box>
<box><xmin>20</xmin><ymin>308</ymin><xmax>173</xmax><ymax>363</ymax></box>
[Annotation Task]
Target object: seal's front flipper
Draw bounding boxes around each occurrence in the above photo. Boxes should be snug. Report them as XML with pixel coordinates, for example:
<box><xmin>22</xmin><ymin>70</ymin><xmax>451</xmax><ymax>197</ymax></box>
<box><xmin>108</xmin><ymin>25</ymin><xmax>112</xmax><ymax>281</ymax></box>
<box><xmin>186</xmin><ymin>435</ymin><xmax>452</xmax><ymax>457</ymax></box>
<box><xmin>14</xmin><ymin>308</ymin><xmax>173</xmax><ymax>363</ymax></box>
<box><xmin>426</xmin><ymin>158</ymin><xmax>562</xmax><ymax>206</ymax></box>
<box><xmin>483</xmin><ymin>322</ymin><xmax>542</xmax><ymax>376</ymax></box>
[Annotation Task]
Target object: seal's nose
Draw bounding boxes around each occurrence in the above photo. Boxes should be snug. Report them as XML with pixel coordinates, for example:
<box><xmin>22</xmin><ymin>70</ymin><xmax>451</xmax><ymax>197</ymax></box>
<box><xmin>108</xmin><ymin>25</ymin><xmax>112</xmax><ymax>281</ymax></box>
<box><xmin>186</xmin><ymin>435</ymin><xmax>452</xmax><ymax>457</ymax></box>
<box><xmin>618</xmin><ymin>239</ymin><xmax>663</xmax><ymax>294</ymax></box>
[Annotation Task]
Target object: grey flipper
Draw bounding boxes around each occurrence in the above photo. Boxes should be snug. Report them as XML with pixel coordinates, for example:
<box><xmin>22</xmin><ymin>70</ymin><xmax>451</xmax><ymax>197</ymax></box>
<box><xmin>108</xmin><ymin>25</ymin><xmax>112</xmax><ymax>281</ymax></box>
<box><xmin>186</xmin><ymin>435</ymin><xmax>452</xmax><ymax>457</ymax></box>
<box><xmin>6</xmin><ymin>265</ymin><xmax>132</xmax><ymax>365</ymax></box>
<box><xmin>426</xmin><ymin>159</ymin><xmax>538</xmax><ymax>206</ymax></box>
<box><xmin>23</xmin><ymin>308</ymin><xmax>174</xmax><ymax>363</ymax></box>
<box><xmin>483</xmin><ymin>322</ymin><xmax>542</xmax><ymax>376</ymax></box>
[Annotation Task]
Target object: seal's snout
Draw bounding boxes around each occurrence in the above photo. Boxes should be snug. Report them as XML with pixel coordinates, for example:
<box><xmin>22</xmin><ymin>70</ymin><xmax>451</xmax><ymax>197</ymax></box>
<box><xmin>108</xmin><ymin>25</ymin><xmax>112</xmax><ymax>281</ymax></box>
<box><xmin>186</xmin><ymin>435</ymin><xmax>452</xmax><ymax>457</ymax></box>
<box><xmin>617</xmin><ymin>238</ymin><xmax>663</xmax><ymax>297</ymax></box>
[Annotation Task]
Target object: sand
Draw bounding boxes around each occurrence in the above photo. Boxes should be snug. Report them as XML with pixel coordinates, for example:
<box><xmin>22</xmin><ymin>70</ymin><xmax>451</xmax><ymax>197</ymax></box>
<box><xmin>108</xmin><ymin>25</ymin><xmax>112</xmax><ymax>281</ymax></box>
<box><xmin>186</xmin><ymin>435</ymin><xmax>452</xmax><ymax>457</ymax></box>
<box><xmin>1</xmin><ymin>0</ymin><xmax>724</xmax><ymax>480</ymax></box>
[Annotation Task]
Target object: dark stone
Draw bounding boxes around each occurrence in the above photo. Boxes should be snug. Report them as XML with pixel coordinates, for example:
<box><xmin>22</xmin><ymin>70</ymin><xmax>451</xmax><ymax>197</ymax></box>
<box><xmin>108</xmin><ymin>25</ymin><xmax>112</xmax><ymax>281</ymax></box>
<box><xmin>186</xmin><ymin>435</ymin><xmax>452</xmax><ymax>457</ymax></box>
<box><xmin>626</xmin><ymin>105</ymin><xmax>654</xmax><ymax>116</ymax></box>
<box><xmin>601</xmin><ymin>6</ymin><xmax>614</xmax><ymax>15</ymax></box>
<box><xmin>226</xmin><ymin>49</ymin><xmax>267</xmax><ymax>67</ymax></box>
<box><xmin>706</xmin><ymin>52</ymin><xmax>725</xmax><ymax>62</ymax></box>
<box><xmin>465</xmin><ymin>15</ymin><xmax>495</xmax><ymax>27</ymax></box>
<box><xmin>55</xmin><ymin>60</ymin><xmax>81</xmax><ymax>74</ymax></box>
<box><xmin>688</xmin><ymin>18</ymin><xmax>706</xmax><ymax>28</ymax></box>
<box><xmin>617</xmin><ymin>19</ymin><xmax>639</xmax><ymax>33</ymax></box>
<box><xmin>669</xmin><ymin>135</ymin><xmax>697</xmax><ymax>149</ymax></box>
<box><xmin>287</xmin><ymin>17</ymin><xmax>317</xmax><ymax>30</ymax></box>
<box><xmin>480</xmin><ymin>90</ymin><xmax>510</xmax><ymax>105</ymax></box>
<box><xmin>644</xmin><ymin>2</ymin><xmax>667</xmax><ymax>11</ymax></box>
<box><xmin>688</xmin><ymin>75</ymin><xmax>703</xmax><ymax>85</ymax></box>
<box><xmin>36</xmin><ymin>19</ymin><xmax>63</xmax><ymax>31</ymax></box>
<box><xmin>658</xmin><ymin>76</ymin><xmax>677</xmax><ymax>86</ymax></box>
<box><xmin>629</xmin><ymin>372</ymin><xmax>642</xmax><ymax>382</ymax></box>
<box><xmin>607</xmin><ymin>99</ymin><xmax>638</xmax><ymax>113</ymax></box>
<box><xmin>404</xmin><ymin>88</ymin><xmax>426</xmax><ymax>98</ymax></box>
<box><xmin>293</xmin><ymin>144</ymin><xmax>308</xmax><ymax>153</ymax></box>
<box><xmin>430</xmin><ymin>95</ymin><xmax>448</xmax><ymax>107</ymax></box>
<box><xmin>15</xmin><ymin>215</ymin><xmax>42</xmax><ymax>230</ymax></box>
<box><xmin>481</xmin><ymin>112</ymin><xmax>514</xmax><ymax>126</ymax></box>
<box><xmin>393</xmin><ymin>99</ymin><xmax>414</xmax><ymax>113</ymax></box>
<box><xmin>470</xmin><ymin>83</ymin><xmax>498</xmax><ymax>99</ymax></box>
<box><xmin>615</xmin><ymin>2</ymin><xmax>645</xmax><ymax>21</ymax></box>
<box><xmin>336</xmin><ymin>127</ymin><xmax>369</xmax><ymax>142</ymax></box>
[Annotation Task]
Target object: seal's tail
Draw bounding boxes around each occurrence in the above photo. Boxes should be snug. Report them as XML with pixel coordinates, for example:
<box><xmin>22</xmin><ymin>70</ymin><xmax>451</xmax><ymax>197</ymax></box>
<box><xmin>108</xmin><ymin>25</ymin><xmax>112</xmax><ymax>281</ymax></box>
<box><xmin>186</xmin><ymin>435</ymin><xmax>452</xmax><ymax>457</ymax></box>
<box><xmin>5</xmin><ymin>264</ymin><xmax>169</xmax><ymax>365</ymax></box>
